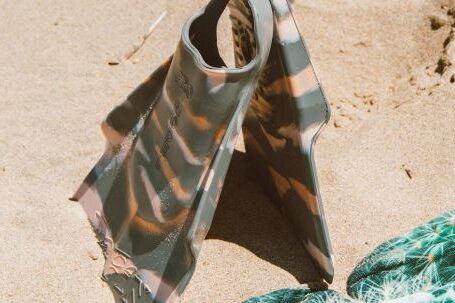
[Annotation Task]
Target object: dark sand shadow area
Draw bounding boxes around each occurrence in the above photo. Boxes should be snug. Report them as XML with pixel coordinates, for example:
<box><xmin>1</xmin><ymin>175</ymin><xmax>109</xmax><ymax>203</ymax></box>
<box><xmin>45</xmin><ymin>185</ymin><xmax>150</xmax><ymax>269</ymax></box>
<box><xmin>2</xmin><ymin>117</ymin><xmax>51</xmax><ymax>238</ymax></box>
<box><xmin>206</xmin><ymin>150</ymin><xmax>324</xmax><ymax>286</ymax></box>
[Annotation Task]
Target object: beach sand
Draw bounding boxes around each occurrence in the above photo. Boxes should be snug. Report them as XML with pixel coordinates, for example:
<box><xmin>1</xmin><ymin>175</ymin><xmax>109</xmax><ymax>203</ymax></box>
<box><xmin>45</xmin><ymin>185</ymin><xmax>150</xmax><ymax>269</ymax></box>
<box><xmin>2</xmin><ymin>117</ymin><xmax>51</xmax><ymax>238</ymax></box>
<box><xmin>0</xmin><ymin>0</ymin><xmax>453</xmax><ymax>302</ymax></box>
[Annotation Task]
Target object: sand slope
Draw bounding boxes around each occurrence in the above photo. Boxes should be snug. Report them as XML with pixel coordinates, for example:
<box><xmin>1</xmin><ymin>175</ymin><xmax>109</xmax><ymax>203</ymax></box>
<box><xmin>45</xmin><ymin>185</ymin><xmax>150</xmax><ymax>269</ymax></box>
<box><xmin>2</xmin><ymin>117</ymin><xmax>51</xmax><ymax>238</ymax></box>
<box><xmin>0</xmin><ymin>0</ymin><xmax>453</xmax><ymax>302</ymax></box>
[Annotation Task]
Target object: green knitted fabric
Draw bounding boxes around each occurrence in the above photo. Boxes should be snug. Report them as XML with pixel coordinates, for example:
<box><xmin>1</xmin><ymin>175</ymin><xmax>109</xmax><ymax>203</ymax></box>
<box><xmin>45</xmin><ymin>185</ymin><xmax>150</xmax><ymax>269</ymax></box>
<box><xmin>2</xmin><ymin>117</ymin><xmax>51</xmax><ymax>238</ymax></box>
<box><xmin>243</xmin><ymin>209</ymin><xmax>455</xmax><ymax>303</ymax></box>
<box><xmin>243</xmin><ymin>289</ymin><xmax>352</xmax><ymax>303</ymax></box>
<box><xmin>348</xmin><ymin>210</ymin><xmax>455</xmax><ymax>302</ymax></box>
<box><xmin>242</xmin><ymin>288</ymin><xmax>312</xmax><ymax>303</ymax></box>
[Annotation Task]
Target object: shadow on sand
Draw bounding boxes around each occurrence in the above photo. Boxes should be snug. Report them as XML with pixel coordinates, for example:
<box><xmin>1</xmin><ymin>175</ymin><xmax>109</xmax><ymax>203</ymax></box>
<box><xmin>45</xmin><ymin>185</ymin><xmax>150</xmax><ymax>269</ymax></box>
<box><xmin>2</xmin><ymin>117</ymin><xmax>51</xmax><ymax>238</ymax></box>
<box><xmin>206</xmin><ymin>150</ymin><xmax>324</xmax><ymax>286</ymax></box>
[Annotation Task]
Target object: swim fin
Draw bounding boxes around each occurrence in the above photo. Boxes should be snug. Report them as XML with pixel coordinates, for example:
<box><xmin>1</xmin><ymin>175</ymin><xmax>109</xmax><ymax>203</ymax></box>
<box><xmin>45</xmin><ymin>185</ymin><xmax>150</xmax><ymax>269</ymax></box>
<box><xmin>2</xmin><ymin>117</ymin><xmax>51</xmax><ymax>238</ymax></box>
<box><xmin>238</xmin><ymin>0</ymin><xmax>334</xmax><ymax>283</ymax></box>
<box><xmin>73</xmin><ymin>0</ymin><xmax>274</xmax><ymax>301</ymax></box>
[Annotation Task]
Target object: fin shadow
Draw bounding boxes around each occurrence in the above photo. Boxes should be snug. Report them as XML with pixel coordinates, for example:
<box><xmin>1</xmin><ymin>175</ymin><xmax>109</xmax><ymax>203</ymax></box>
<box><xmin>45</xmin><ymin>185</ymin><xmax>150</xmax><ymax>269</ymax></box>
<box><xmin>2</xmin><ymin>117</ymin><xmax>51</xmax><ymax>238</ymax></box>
<box><xmin>206</xmin><ymin>150</ymin><xmax>324</xmax><ymax>286</ymax></box>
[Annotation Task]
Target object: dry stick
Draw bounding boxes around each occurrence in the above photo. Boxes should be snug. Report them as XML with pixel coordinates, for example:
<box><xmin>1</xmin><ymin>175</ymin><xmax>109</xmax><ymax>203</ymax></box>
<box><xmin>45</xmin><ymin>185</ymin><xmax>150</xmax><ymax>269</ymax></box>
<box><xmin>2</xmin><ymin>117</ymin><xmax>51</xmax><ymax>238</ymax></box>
<box><xmin>109</xmin><ymin>11</ymin><xmax>167</xmax><ymax>65</ymax></box>
<box><xmin>393</xmin><ymin>100</ymin><xmax>412</xmax><ymax>109</ymax></box>
<box><xmin>124</xmin><ymin>11</ymin><xmax>167</xmax><ymax>60</ymax></box>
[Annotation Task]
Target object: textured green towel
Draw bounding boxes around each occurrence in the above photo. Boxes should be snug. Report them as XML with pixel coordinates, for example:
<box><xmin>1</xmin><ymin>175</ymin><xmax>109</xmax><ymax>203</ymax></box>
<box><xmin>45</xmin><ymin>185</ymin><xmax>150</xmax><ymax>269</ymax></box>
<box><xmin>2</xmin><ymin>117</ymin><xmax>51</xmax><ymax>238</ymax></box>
<box><xmin>244</xmin><ymin>209</ymin><xmax>455</xmax><ymax>303</ymax></box>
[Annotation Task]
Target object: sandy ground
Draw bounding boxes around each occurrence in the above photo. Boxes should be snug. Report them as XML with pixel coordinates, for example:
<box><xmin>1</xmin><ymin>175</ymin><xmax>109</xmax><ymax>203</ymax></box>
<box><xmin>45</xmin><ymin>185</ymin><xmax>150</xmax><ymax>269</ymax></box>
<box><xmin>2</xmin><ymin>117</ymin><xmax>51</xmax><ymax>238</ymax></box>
<box><xmin>0</xmin><ymin>0</ymin><xmax>454</xmax><ymax>302</ymax></box>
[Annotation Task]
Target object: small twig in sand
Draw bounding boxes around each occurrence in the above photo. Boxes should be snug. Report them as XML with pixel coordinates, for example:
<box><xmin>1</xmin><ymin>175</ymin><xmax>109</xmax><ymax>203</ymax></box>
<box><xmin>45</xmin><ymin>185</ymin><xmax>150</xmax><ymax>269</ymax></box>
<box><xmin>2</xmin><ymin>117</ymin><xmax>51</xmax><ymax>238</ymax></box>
<box><xmin>401</xmin><ymin>164</ymin><xmax>414</xmax><ymax>179</ymax></box>
<box><xmin>393</xmin><ymin>100</ymin><xmax>412</xmax><ymax>109</ymax></box>
<box><xmin>124</xmin><ymin>11</ymin><xmax>167</xmax><ymax>61</ymax></box>
<box><xmin>405</xmin><ymin>169</ymin><xmax>413</xmax><ymax>179</ymax></box>
<box><xmin>109</xmin><ymin>11</ymin><xmax>167</xmax><ymax>65</ymax></box>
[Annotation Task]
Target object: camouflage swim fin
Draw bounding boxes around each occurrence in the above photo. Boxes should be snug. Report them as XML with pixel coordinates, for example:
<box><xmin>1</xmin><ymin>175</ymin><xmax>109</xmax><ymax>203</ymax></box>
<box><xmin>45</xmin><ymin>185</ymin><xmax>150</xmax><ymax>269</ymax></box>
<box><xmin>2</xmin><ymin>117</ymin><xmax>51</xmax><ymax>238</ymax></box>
<box><xmin>238</xmin><ymin>0</ymin><xmax>334</xmax><ymax>282</ymax></box>
<box><xmin>73</xmin><ymin>0</ymin><xmax>273</xmax><ymax>302</ymax></box>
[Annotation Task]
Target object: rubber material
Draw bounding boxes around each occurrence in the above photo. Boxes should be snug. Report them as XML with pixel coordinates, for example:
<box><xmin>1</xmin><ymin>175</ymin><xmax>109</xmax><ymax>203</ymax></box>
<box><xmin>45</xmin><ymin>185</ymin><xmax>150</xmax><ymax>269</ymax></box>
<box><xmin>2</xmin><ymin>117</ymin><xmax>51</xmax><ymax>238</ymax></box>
<box><xmin>240</xmin><ymin>0</ymin><xmax>334</xmax><ymax>282</ymax></box>
<box><xmin>72</xmin><ymin>0</ymin><xmax>273</xmax><ymax>302</ymax></box>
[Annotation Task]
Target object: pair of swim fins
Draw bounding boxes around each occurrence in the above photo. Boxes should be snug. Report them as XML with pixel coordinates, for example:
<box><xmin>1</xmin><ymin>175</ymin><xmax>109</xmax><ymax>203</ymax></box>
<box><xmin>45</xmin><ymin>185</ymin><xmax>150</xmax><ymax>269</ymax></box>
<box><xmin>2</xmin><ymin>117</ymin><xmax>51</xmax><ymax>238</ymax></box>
<box><xmin>72</xmin><ymin>0</ymin><xmax>333</xmax><ymax>302</ymax></box>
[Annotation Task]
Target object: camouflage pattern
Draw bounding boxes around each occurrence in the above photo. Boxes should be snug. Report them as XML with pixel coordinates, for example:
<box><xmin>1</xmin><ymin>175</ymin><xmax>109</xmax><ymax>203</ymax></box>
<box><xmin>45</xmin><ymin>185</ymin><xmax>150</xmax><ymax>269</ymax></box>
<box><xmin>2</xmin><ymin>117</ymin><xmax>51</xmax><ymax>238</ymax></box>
<box><xmin>73</xmin><ymin>0</ymin><xmax>336</xmax><ymax>301</ymax></box>
<box><xmin>240</xmin><ymin>0</ymin><xmax>334</xmax><ymax>282</ymax></box>
<box><xmin>73</xmin><ymin>0</ymin><xmax>273</xmax><ymax>302</ymax></box>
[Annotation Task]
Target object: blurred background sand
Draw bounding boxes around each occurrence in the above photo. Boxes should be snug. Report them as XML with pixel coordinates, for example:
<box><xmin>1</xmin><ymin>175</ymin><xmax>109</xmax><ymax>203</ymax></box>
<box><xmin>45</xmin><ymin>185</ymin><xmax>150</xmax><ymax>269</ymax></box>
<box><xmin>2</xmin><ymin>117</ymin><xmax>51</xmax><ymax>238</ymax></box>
<box><xmin>0</xmin><ymin>0</ymin><xmax>453</xmax><ymax>302</ymax></box>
